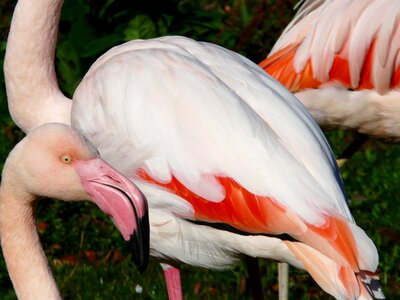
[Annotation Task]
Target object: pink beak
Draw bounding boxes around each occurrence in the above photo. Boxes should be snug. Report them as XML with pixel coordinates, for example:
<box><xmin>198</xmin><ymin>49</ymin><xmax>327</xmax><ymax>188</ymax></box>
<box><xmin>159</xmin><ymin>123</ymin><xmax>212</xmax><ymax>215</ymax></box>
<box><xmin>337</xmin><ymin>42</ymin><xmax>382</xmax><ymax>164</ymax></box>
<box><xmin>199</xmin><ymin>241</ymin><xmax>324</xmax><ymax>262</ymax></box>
<box><xmin>73</xmin><ymin>158</ymin><xmax>149</xmax><ymax>272</ymax></box>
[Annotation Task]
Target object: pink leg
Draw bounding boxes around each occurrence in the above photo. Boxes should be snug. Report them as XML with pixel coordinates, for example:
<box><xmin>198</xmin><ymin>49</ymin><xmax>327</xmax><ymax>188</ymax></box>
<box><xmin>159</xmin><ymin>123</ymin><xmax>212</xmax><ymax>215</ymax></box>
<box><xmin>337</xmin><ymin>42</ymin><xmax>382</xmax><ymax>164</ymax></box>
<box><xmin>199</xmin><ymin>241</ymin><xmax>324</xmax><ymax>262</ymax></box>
<box><xmin>161</xmin><ymin>263</ymin><xmax>183</xmax><ymax>300</ymax></box>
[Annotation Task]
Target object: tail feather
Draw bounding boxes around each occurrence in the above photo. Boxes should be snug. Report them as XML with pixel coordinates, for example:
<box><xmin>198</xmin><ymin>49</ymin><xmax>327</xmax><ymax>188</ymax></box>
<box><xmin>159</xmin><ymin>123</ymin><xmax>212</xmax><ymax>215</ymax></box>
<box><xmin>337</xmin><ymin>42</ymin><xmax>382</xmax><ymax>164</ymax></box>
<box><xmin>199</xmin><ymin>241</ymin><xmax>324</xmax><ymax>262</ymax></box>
<box><xmin>285</xmin><ymin>241</ymin><xmax>385</xmax><ymax>300</ymax></box>
<box><xmin>357</xmin><ymin>271</ymin><xmax>385</xmax><ymax>300</ymax></box>
<box><xmin>285</xmin><ymin>241</ymin><xmax>358</xmax><ymax>299</ymax></box>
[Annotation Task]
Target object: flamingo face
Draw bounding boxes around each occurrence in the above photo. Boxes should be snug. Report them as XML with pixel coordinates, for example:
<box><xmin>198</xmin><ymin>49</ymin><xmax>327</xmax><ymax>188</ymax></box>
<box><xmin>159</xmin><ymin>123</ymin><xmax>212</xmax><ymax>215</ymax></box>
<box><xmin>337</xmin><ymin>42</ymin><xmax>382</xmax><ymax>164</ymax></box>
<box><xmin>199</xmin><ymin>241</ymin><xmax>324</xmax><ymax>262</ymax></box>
<box><xmin>3</xmin><ymin>123</ymin><xmax>150</xmax><ymax>272</ymax></box>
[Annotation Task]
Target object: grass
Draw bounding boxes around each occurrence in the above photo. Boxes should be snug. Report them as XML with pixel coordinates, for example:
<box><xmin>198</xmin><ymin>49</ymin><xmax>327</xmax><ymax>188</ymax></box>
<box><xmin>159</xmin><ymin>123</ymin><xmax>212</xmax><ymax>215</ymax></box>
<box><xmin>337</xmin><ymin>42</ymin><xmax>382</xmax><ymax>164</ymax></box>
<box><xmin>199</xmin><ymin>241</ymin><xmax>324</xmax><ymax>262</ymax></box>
<box><xmin>0</xmin><ymin>0</ymin><xmax>400</xmax><ymax>299</ymax></box>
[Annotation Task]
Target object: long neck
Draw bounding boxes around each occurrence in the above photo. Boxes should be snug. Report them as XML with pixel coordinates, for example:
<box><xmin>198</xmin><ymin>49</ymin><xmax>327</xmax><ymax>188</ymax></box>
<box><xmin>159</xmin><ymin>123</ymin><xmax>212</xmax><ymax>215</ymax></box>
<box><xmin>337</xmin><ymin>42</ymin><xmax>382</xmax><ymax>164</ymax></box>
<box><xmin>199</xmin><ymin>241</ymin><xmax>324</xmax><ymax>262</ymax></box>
<box><xmin>4</xmin><ymin>0</ymin><xmax>71</xmax><ymax>133</ymax></box>
<box><xmin>0</xmin><ymin>182</ymin><xmax>61</xmax><ymax>299</ymax></box>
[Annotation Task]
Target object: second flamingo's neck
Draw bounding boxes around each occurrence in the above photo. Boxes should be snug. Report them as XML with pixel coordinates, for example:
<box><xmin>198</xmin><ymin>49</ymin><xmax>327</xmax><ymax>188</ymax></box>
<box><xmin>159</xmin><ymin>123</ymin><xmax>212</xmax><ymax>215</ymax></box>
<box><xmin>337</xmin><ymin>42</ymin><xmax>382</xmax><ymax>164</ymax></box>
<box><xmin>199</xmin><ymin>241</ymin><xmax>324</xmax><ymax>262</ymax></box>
<box><xmin>4</xmin><ymin>0</ymin><xmax>71</xmax><ymax>133</ymax></box>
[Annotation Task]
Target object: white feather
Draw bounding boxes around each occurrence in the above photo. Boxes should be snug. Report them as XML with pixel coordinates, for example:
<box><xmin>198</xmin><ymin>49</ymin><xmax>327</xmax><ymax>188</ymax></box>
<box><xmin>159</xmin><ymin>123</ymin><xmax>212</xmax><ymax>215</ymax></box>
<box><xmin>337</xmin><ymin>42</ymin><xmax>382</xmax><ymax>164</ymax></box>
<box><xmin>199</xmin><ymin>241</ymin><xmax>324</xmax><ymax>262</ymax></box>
<box><xmin>70</xmin><ymin>39</ymin><xmax>382</xmax><ymax>290</ymax></box>
<box><xmin>149</xmin><ymin>209</ymin><xmax>307</xmax><ymax>270</ymax></box>
<box><xmin>296</xmin><ymin>83</ymin><xmax>400</xmax><ymax>141</ymax></box>
<box><xmin>73</xmin><ymin>36</ymin><xmax>351</xmax><ymax>226</ymax></box>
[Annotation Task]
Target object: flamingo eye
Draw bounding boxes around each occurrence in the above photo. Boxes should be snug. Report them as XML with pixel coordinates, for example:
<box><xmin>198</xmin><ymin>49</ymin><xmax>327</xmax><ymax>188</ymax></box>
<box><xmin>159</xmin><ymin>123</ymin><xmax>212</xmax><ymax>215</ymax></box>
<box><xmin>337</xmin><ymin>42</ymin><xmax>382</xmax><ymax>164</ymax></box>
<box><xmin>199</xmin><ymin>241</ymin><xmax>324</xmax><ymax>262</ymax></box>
<box><xmin>60</xmin><ymin>154</ymin><xmax>73</xmax><ymax>164</ymax></box>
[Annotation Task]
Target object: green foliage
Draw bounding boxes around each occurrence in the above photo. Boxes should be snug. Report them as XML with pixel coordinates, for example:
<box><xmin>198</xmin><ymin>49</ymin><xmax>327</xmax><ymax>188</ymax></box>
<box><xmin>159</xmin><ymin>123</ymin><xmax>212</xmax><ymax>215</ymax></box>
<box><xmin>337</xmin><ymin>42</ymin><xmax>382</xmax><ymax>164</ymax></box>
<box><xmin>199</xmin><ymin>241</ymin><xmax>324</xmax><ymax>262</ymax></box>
<box><xmin>0</xmin><ymin>0</ymin><xmax>399</xmax><ymax>299</ymax></box>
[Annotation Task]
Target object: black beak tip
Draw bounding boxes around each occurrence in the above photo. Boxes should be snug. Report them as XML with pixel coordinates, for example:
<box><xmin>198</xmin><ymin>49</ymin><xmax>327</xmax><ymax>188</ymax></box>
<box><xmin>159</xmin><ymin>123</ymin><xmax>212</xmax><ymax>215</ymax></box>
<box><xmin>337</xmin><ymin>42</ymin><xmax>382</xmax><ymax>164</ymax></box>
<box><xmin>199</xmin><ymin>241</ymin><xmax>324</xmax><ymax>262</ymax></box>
<box><xmin>128</xmin><ymin>211</ymin><xmax>150</xmax><ymax>273</ymax></box>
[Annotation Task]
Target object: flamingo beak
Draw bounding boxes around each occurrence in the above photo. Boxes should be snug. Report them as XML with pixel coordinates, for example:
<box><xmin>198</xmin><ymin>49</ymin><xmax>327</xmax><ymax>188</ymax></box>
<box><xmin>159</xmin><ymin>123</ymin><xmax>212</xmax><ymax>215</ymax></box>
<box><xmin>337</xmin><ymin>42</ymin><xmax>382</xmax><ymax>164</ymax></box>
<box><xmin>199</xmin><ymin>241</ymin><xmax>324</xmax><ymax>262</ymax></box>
<box><xmin>72</xmin><ymin>158</ymin><xmax>149</xmax><ymax>272</ymax></box>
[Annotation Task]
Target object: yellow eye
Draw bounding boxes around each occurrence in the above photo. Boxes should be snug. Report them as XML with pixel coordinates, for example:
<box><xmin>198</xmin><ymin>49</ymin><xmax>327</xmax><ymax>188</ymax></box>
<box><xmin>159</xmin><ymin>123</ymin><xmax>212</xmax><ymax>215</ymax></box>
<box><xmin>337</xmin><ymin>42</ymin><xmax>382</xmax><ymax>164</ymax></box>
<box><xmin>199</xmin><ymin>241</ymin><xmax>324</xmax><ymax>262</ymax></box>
<box><xmin>61</xmin><ymin>154</ymin><xmax>73</xmax><ymax>164</ymax></box>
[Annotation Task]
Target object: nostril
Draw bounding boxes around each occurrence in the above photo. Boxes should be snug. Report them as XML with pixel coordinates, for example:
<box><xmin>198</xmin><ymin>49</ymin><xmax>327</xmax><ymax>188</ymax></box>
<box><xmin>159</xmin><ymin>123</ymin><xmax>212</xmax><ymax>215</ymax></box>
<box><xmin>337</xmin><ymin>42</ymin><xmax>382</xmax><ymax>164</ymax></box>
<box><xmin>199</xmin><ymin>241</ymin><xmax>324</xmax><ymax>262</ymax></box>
<box><xmin>104</xmin><ymin>174</ymin><xmax>122</xmax><ymax>184</ymax></box>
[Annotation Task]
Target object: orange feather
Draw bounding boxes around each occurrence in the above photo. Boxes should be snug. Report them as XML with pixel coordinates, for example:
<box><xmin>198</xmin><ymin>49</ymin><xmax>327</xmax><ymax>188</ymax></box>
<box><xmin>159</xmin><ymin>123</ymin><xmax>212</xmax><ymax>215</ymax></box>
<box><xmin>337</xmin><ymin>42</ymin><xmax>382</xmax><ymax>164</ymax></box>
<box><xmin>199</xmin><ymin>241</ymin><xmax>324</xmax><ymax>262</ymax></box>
<box><xmin>260</xmin><ymin>40</ymin><xmax>400</xmax><ymax>93</ymax></box>
<box><xmin>139</xmin><ymin>171</ymin><xmax>359</xmax><ymax>269</ymax></box>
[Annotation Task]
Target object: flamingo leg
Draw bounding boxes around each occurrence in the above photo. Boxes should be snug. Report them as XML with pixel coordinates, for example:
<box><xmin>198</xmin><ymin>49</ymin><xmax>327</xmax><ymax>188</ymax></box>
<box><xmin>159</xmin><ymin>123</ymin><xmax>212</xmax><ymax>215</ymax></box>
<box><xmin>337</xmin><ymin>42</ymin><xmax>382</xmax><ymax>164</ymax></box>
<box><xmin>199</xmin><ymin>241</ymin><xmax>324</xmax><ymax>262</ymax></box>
<box><xmin>336</xmin><ymin>134</ymin><xmax>368</xmax><ymax>168</ymax></box>
<box><xmin>161</xmin><ymin>263</ymin><xmax>183</xmax><ymax>300</ymax></box>
<box><xmin>246</xmin><ymin>256</ymin><xmax>265</xmax><ymax>300</ymax></box>
<box><xmin>278</xmin><ymin>262</ymin><xmax>289</xmax><ymax>300</ymax></box>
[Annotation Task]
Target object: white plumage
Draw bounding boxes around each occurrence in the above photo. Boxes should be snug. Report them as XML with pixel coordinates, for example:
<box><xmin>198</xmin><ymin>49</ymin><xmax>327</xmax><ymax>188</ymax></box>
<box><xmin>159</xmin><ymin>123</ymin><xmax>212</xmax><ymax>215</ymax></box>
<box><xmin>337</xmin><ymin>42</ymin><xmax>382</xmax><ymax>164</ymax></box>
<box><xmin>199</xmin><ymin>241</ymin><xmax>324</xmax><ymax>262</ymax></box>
<box><xmin>73</xmin><ymin>36</ymin><xmax>350</xmax><ymax>225</ymax></box>
<box><xmin>4</xmin><ymin>0</ymin><xmax>384</xmax><ymax>299</ymax></box>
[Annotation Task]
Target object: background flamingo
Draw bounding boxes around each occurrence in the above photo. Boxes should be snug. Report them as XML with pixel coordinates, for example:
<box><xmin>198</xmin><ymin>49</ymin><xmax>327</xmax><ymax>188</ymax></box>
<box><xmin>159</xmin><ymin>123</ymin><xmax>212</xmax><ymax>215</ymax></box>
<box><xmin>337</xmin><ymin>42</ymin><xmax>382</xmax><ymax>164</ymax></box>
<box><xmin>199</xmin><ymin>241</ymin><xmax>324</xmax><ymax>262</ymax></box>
<box><xmin>0</xmin><ymin>123</ymin><xmax>149</xmax><ymax>299</ymax></box>
<box><xmin>260</xmin><ymin>0</ymin><xmax>400</xmax><ymax>142</ymax></box>
<box><xmin>260</xmin><ymin>0</ymin><xmax>400</xmax><ymax>298</ymax></box>
<box><xmin>0</xmin><ymin>0</ymin><xmax>394</xmax><ymax>300</ymax></box>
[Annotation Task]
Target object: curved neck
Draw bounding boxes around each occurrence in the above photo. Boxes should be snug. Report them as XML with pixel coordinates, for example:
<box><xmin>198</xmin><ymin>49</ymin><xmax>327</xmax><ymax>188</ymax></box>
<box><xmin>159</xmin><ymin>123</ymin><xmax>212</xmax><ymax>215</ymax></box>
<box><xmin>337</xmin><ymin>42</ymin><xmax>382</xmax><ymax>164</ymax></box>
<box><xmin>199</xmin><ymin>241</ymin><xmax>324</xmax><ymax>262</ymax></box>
<box><xmin>0</xmin><ymin>181</ymin><xmax>61</xmax><ymax>299</ymax></box>
<box><xmin>4</xmin><ymin>0</ymin><xmax>71</xmax><ymax>133</ymax></box>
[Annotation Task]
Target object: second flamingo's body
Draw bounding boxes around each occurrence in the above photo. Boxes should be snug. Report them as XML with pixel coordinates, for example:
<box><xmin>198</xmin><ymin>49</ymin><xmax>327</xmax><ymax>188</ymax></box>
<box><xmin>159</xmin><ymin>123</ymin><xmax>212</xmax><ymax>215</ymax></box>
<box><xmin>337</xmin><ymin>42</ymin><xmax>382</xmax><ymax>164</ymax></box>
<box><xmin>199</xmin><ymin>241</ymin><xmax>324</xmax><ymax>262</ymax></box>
<box><xmin>260</xmin><ymin>0</ymin><xmax>400</xmax><ymax>142</ymax></box>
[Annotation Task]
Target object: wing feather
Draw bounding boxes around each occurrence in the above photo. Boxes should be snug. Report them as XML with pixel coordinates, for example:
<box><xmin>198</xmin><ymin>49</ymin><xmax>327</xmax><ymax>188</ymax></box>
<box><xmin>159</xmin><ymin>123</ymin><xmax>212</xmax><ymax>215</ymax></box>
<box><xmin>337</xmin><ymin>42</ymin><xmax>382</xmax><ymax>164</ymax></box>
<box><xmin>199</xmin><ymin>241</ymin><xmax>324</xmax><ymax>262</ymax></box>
<box><xmin>73</xmin><ymin>36</ymin><xmax>350</xmax><ymax>226</ymax></box>
<box><xmin>71</xmin><ymin>35</ymin><xmax>379</xmax><ymax>273</ymax></box>
<box><xmin>262</xmin><ymin>0</ymin><xmax>400</xmax><ymax>94</ymax></box>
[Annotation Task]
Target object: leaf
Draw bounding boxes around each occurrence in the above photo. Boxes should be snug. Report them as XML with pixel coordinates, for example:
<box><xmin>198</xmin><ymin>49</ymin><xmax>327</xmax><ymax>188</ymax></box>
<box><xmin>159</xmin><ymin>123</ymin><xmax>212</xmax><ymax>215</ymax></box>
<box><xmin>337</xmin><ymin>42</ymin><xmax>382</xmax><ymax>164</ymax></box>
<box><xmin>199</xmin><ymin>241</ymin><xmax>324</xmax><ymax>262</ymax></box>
<box><xmin>55</xmin><ymin>41</ymin><xmax>82</xmax><ymax>96</ymax></box>
<box><xmin>68</xmin><ymin>17</ymin><xmax>97</xmax><ymax>53</ymax></box>
<box><xmin>60</xmin><ymin>0</ymin><xmax>90</xmax><ymax>22</ymax></box>
<box><xmin>123</xmin><ymin>15</ymin><xmax>157</xmax><ymax>41</ymax></box>
<box><xmin>81</xmin><ymin>35</ymin><xmax>121</xmax><ymax>57</ymax></box>
<box><xmin>237</xmin><ymin>0</ymin><xmax>250</xmax><ymax>25</ymax></box>
<box><xmin>157</xmin><ymin>14</ymin><xmax>174</xmax><ymax>36</ymax></box>
<box><xmin>98</xmin><ymin>0</ymin><xmax>117</xmax><ymax>19</ymax></box>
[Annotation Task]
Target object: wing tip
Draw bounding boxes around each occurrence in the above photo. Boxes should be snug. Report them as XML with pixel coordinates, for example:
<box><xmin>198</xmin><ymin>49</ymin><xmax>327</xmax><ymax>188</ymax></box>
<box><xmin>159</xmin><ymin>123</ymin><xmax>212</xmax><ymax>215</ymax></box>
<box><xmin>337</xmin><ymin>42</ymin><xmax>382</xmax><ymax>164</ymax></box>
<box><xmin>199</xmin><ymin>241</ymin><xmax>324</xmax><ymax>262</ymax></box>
<box><xmin>357</xmin><ymin>270</ymin><xmax>385</xmax><ymax>300</ymax></box>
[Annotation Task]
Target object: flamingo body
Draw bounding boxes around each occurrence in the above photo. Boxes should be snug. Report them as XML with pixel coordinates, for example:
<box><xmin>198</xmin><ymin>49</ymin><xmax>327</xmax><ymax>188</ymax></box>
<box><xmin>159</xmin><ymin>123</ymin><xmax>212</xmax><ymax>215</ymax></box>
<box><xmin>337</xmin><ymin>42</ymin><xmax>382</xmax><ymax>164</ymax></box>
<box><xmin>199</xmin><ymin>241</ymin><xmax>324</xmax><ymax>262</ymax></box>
<box><xmin>72</xmin><ymin>37</ymin><xmax>345</xmax><ymax>231</ymax></box>
<box><xmin>4</xmin><ymin>1</ymin><xmax>384</xmax><ymax>299</ymax></box>
<box><xmin>260</xmin><ymin>0</ymin><xmax>400</xmax><ymax>141</ymax></box>
<box><xmin>72</xmin><ymin>36</ymin><xmax>380</xmax><ymax>299</ymax></box>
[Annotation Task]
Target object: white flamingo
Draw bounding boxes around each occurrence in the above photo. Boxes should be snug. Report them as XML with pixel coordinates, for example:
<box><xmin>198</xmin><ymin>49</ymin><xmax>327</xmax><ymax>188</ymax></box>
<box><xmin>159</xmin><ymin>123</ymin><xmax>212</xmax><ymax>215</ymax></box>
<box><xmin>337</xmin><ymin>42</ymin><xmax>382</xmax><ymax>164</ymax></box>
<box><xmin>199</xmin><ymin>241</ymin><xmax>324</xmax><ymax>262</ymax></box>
<box><xmin>4</xmin><ymin>0</ymin><xmax>384</xmax><ymax>299</ymax></box>
<box><xmin>0</xmin><ymin>123</ymin><xmax>149</xmax><ymax>299</ymax></box>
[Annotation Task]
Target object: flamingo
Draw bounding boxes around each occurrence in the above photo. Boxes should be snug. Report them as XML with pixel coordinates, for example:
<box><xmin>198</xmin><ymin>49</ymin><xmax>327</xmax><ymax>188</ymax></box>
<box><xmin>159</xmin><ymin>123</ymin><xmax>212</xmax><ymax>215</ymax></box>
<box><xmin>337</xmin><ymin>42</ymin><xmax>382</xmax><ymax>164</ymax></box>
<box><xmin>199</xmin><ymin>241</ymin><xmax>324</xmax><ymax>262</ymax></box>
<box><xmin>259</xmin><ymin>1</ymin><xmax>399</xmax><ymax>297</ymax></box>
<box><xmin>4</xmin><ymin>0</ymin><xmax>385</xmax><ymax>299</ymax></box>
<box><xmin>0</xmin><ymin>123</ymin><xmax>149</xmax><ymax>299</ymax></box>
<box><xmin>259</xmin><ymin>0</ymin><xmax>400</xmax><ymax>142</ymax></box>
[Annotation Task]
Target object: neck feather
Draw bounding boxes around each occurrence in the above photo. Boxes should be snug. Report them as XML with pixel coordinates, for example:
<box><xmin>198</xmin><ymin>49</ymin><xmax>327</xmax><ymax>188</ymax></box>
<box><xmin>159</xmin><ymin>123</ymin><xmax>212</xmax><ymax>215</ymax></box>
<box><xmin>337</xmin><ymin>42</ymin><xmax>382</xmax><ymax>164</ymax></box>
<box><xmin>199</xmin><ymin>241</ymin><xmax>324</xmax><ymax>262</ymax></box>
<box><xmin>4</xmin><ymin>0</ymin><xmax>71</xmax><ymax>133</ymax></box>
<box><xmin>0</xmin><ymin>181</ymin><xmax>61</xmax><ymax>299</ymax></box>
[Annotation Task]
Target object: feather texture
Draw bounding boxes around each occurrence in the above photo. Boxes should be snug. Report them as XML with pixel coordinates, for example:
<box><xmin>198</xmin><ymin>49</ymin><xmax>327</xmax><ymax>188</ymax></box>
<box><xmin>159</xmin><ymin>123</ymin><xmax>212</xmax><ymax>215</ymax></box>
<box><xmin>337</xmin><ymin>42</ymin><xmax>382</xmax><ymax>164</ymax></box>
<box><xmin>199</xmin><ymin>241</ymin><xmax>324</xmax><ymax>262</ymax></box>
<box><xmin>263</xmin><ymin>0</ymin><xmax>400</xmax><ymax>93</ymax></box>
<box><xmin>72</xmin><ymin>36</ymin><xmax>380</xmax><ymax>299</ymax></box>
<box><xmin>73</xmin><ymin>36</ymin><xmax>349</xmax><ymax>226</ymax></box>
<box><xmin>260</xmin><ymin>0</ymin><xmax>400</xmax><ymax>142</ymax></box>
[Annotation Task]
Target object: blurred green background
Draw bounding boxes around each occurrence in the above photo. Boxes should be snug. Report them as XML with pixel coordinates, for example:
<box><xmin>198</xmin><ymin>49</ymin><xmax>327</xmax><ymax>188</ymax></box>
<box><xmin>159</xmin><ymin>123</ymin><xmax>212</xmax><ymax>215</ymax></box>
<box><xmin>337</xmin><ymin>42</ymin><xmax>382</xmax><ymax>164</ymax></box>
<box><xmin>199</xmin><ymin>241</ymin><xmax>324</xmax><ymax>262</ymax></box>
<box><xmin>0</xmin><ymin>0</ymin><xmax>399</xmax><ymax>299</ymax></box>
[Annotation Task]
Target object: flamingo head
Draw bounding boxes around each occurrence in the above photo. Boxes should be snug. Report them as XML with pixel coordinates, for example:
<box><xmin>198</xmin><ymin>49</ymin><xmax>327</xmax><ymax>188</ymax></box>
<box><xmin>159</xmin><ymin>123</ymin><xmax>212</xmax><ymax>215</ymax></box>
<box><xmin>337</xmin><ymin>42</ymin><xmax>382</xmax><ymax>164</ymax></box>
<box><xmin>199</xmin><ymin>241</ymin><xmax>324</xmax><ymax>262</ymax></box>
<box><xmin>3</xmin><ymin>123</ymin><xmax>149</xmax><ymax>272</ymax></box>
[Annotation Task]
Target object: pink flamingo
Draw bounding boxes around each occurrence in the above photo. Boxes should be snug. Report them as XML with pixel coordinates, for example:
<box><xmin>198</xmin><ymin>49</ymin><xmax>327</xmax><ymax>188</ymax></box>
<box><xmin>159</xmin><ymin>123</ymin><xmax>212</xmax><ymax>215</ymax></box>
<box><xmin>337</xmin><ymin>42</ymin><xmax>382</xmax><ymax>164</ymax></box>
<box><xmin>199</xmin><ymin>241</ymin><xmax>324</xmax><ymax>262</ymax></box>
<box><xmin>260</xmin><ymin>0</ymin><xmax>400</xmax><ymax>142</ymax></box>
<box><xmin>0</xmin><ymin>123</ymin><xmax>149</xmax><ymax>299</ymax></box>
<box><xmin>4</xmin><ymin>0</ymin><xmax>384</xmax><ymax>299</ymax></box>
